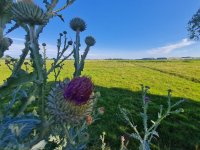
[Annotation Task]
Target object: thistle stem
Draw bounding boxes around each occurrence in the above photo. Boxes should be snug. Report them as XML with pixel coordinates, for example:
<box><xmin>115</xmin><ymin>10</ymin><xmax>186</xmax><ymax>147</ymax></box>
<box><xmin>73</xmin><ymin>30</ymin><xmax>80</xmax><ymax>77</ymax></box>
<box><xmin>0</xmin><ymin>28</ymin><xmax>3</xmax><ymax>39</ymax></box>
<box><xmin>78</xmin><ymin>45</ymin><xmax>90</xmax><ymax>76</ymax></box>
<box><xmin>12</xmin><ymin>34</ymin><xmax>30</xmax><ymax>77</ymax></box>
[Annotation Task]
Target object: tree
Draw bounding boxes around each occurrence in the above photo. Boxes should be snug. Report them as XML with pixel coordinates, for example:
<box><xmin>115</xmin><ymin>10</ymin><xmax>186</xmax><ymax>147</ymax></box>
<box><xmin>188</xmin><ymin>8</ymin><xmax>200</xmax><ymax>40</ymax></box>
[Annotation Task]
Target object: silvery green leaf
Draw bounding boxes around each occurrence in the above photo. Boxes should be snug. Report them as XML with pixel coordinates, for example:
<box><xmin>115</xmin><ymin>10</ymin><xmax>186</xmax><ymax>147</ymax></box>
<box><xmin>158</xmin><ymin>112</ymin><xmax>161</xmax><ymax>119</ymax></box>
<box><xmin>151</xmin><ymin>131</ymin><xmax>159</xmax><ymax>137</ymax></box>
<box><xmin>31</xmin><ymin>140</ymin><xmax>47</xmax><ymax>150</ymax></box>
<box><xmin>171</xmin><ymin>108</ymin><xmax>184</xmax><ymax>114</ymax></box>
<box><xmin>0</xmin><ymin>115</ymin><xmax>41</xmax><ymax>147</ymax></box>
<box><xmin>130</xmin><ymin>133</ymin><xmax>140</xmax><ymax>140</ymax></box>
<box><xmin>77</xmin><ymin>144</ymin><xmax>87</xmax><ymax>150</ymax></box>
<box><xmin>171</xmin><ymin>100</ymin><xmax>185</xmax><ymax>108</ymax></box>
<box><xmin>151</xmin><ymin>120</ymin><xmax>155</xmax><ymax>125</ymax></box>
<box><xmin>144</xmin><ymin>141</ymin><xmax>151</xmax><ymax>150</ymax></box>
<box><xmin>139</xmin><ymin>141</ymin><xmax>151</xmax><ymax>150</ymax></box>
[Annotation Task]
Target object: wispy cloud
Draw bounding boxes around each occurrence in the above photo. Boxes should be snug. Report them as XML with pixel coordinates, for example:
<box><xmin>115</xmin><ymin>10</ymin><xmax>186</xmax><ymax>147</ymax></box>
<box><xmin>148</xmin><ymin>38</ymin><xmax>195</xmax><ymax>55</ymax></box>
<box><xmin>11</xmin><ymin>37</ymin><xmax>25</xmax><ymax>42</ymax></box>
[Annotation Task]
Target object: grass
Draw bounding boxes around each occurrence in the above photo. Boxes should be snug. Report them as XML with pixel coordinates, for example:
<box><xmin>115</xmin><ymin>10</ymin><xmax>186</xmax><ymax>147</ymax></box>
<box><xmin>0</xmin><ymin>59</ymin><xmax>200</xmax><ymax>150</ymax></box>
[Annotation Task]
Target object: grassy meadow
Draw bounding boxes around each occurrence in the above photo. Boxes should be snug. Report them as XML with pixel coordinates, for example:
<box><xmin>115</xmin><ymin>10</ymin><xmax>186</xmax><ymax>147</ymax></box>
<box><xmin>0</xmin><ymin>59</ymin><xmax>200</xmax><ymax>150</ymax></box>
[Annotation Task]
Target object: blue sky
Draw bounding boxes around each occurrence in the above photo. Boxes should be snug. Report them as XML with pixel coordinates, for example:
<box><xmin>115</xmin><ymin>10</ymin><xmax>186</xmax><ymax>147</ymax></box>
<box><xmin>6</xmin><ymin>0</ymin><xmax>200</xmax><ymax>59</ymax></box>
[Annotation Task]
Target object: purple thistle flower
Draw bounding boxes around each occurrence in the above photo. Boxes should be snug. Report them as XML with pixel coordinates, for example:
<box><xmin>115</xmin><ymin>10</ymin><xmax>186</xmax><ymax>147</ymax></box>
<box><xmin>63</xmin><ymin>77</ymin><xmax>94</xmax><ymax>105</ymax></box>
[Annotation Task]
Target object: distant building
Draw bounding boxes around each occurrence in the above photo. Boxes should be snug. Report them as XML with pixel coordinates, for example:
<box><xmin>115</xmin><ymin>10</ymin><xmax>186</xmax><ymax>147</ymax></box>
<box><xmin>157</xmin><ymin>57</ymin><xmax>167</xmax><ymax>60</ymax></box>
<box><xmin>141</xmin><ymin>58</ymin><xmax>156</xmax><ymax>60</ymax></box>
<box><xmin>181</xmin><ymin>57</ymin><xmax>193</xmax><ymax>60</ymax></box>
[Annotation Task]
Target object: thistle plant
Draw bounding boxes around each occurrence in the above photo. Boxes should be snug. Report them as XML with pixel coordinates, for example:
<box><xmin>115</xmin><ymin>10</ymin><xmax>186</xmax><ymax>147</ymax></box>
<box><xmin>0</xmin><ymin>0</ymin><xmax>13</xmax><ymax>57</ymax></box>
<box><xmin>0</xmin><ymin>0</ymin><xmax>98</xmax><ymax>149</ymax></box>
<box><xmin>46</xmin><ymin>77</ymin><xmax>100</xmax><ymax>149</ymax></box>
<box><xmin>70</xmin><ymin>17</ymin><xmax>96</xmax><ymax>77</ymax></box>
<box><xmin>119</xmin><ymin>85</ymin><xmax>184</xmax><ymax>150</ymax></box>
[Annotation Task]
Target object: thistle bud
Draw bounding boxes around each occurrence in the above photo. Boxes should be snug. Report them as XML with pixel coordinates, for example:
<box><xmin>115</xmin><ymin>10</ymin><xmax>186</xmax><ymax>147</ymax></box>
<box><xmin>86</xmin><ymin>115</ymin><xmax>93</xmax><ymax>125</ymax></box>
<box><xmin>68</xmin><ymin>40</ymin><xmax>73</xmax><ymax>45</ymax></box>
<box><xmin>70</xmin><ymin>17</ymin><xmax>86</xmax><ymax>32</ymax></box>
<box><xmin>98</xmin><ymin>107</ymin><xmax>105</xmax><ymax>115</ymax></box>
<box><xmin>168</xmin><ymin>89</ymin><xmax>172</xmax><ymax>93</ymax></box>
<box><xmin>85</xmin><ymin>36</ymin><xmax>96</xmax><ymax>46</ymax></box>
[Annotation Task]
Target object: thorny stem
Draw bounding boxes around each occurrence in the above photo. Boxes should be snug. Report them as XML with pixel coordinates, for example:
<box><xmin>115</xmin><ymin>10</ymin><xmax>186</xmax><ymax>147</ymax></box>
<box><xmin>5</xmin><ymin>63</ymin><xmax>12</xmax><ymax>71</ymax></box>
<box><xmin>0</xmin><ymin>28</ymin><xmax>3</xmax><ymax>39</ymax></box>
<box><xmin>73</xmin><ymin>30</ymin><xmax>80</xmax><ymax>77</ymax></box>
<box><xmin>11</xmin><ymin>35</ymin><xmax>30</xmax><ymax>77</ymax></box>
<box><xmin>78</xmin><ymin>45</ymin><xmax>90</xmax><ymax>76</ymax></box>
<box><xmin>63</xmin><ymin>125</ymin><xmax>75</xmax><ymax>146</ymax></box>
<box><xmin>47</xmin><ymin>45</ymin><xmax>73</xmax><ymax>75</ymax></box>
<box><xmin>143</xmin><ymin>90</ymin><xmax>148</xmax><ymax>138</ymax></box>
<box><xmin>53</xmin><ymin>0</ymin><xmax>76</xmax><ymax>13</ymax></box>
<box><xmin>29</xmin><ymin>25</ymin><xmax>45</xmax><ymax>123</ymax></box>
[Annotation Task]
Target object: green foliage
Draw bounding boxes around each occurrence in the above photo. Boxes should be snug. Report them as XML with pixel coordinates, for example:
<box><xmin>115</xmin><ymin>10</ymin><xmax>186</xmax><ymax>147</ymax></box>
<box><xmin>119</xmin><ymin>85</ymin><xmax>184</xmax><ymax>150</ymax></box>
<box><xmin>0</xmin><ymin>0</ymin><xmax>13</xmax><ymax>57</ymax></box>
<box><xmin>0</xmin><ymin>60</ymin><xmax>200</xmax><ymax>149</ymax></box>
<box><xmin>188</xmin><ymin>8</ymin><xmax>200</xmax><ymax>40</ymax></box>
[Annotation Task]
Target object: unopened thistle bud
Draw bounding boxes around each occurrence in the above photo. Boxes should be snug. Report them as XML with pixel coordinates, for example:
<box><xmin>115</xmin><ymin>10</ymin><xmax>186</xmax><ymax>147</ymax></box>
<box><xmin>70</xmin><ymin>17</ymin><xmax>86</xmax><ymax>32</ymax></box>
<box><xmin>42</xmin><ymin>43</ymin><xmax>46</xmax><ymax>47</ymax></box>
<box><xmin>86</xmin><ymin>115</ymin><xmax>93</xmax><ymax>125</ymax></box>
<box><xmin>68</xmin><ymin>40</ymin><xmax>73</xmax><ymax>45</ymax></box>
<box><xmin>85</xmin><ymin>36</ymin><xmax>96</xmax><ymax>46</ymax></box>
<box><xmin>98</xmin><ymin>107</ymin><xmax>105</xmax><ymax>115</ymax></box>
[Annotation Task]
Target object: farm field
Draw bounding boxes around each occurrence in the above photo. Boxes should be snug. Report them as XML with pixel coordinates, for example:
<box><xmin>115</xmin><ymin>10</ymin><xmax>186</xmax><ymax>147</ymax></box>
<box><xmin>0</xmin><ymin>59</ymin><xmax>200</xmax><ymax>150</ymax></box>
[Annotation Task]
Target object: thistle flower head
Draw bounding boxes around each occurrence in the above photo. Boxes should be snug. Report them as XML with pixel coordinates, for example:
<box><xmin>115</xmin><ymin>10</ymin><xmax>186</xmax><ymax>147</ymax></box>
<box><xmin>47</xmin><ymin>79</ymin><xmax>98</xmax><ymax>125</ymax></box>
<box><xmin>12</xmin><ymin>1</ymin><xmax>48</xmax><ymax>25</ymax></box>
<box><xmin>70</xmin><ymin>17</ymin><xmax>86</xmax><ymax>32</ymax></box>
<box><xmin>64</xmin><ymin>77</ymin><xmax>94</xmax><ymax>105</ymax></box>
<box><xmin>85</xmin><ymin>36</ymin><xmax>96</xmax><ymax>46</ymax></box>
<box><xmin>0</xmin><ymin>0</ymin><xmax>12</xmax><ymax>21</ymax></box>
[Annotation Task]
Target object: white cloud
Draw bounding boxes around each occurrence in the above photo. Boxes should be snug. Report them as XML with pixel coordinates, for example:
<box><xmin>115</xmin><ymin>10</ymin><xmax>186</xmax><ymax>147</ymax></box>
<box><xmin>4</xmin><ymin>37</ymin><xmax>199</xmax><ymax>59</ymax></box>
<box><xmin>11</xmin><ymin>37</ymin><xmax>25</xmax><ymax>42</ymax></box>
<box><xmin>147</xmin><ymin>38</ymin><xmax>195</xmax><ymax>55</ymax></box>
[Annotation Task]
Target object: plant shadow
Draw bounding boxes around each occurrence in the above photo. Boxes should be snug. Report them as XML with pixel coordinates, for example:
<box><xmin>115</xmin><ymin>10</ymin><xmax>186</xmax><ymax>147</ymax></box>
<box><xmin>86</xmin><ymin>85</ymin><xmax>200</xmax><ymax>150</ymax></box>
<box><xmin>1</xmin><ymin>81</ymin><xmax>199</xmax><ymax>150</ymax></box>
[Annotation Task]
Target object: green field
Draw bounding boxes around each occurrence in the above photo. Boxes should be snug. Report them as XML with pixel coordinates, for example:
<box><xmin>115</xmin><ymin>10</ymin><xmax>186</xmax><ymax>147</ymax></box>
<box><xmin>0</xmin><ymin>60</ymin><xmax>200</xmax><ymax>150</ymax></box>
